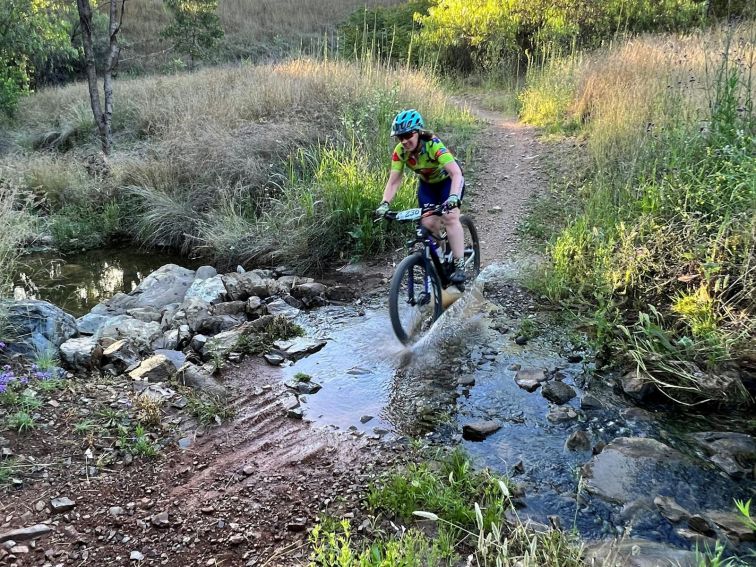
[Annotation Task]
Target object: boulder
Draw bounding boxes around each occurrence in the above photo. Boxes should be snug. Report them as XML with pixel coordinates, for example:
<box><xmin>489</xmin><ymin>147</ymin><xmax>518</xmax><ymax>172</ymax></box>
<box><xmin>185</xmin><ymin>275</ymin><xmax>227</xmax><ymax>304</ymax></box>
<box><xmin>542</xmin><ymin>381</ymin><xmax>577</xmax><ymax>404</ymax></box>
<box><xmin>546</xmin><ymin>406</ymin><xmax>579</xmax><ymax>423</ymax></box>
<box><xmin>565</xmin><ymin>430</ymin><xmax>591</xmax><ymax>452</ymax></box>
<box><xmin>5</xmin><ymin>300</ymin><xmax>77</xmax><ymax>357</ymax></box>
<box><xmin>107</xmin><ymin>264</ymin><xmax>195</xmax><ymax>310</ymax></box>
<box><xmin>96</xmin><ymin>315</ymin><xmax>162</xmax><ymax>352</ymax></box>
<box><xmin>194</xmin><ymin>266</ymin><xmax>217</xmax><ymax>280</ymax></box>
<box><xmin>514</xmin><ymin>368</ymin><xmax>548</xmax><ymax>392</ymax></box>
<box><xmin>221</xmin><ymin>272</ymin><xmax>270</xmax><ymax>301</ymax></box>
<box><xmin>153</xmin><ymin>349</ymin><xmax>186</xmax><ymax>370</ymax></box>
<box><xmin>689</xmin><ymin>431</ymin><xmax>756</xmax><ymax>479</ymax></box>
<box><xmin>292</xmin><ymin>282</ymin><xmax>326</xmax><ymax>301</ymax></box>
<box><xmin>212</xmin><ymin>301</ymin><xmax>247</xmax><ymax>317</ymax></box>
<box><xmin>175</xmin><ymin>297</ymin><xmax>212</xmax><ymax>334</ymax></box>
<box><xmin>462</xmin><ymin>420</ymin><xmax>502</xmax><ymax>441</ymax></box>
<box><xmin>125</xmin><ymin>307</ymin><xmax>162</xmax><ymax>323</ymax></box>
<box><xmin>128</xmin><ymin>355</ymin><xmax>175</xmax><ymax>383</ymax></box>
<box><xmin>195</xmin><ymin>314</ymin><xmax>246</xmax><ymax>336</ymax></box>
<box><xmin>266</xmin><ymin>298</ymin><xmax>300</xmax><ymax>319</ymax></box>
<box><xmin>654</xmin><ymin>496</ymin><xmax>691</xmax><ymax>523</ymax></box>
<box><xmin>160</xmin><ymin>303</ymin><xmax>181</xmax><ymax>331</ymax></box>
<box><xmin>101</xmin><ymin>339</ymin><xmax>141</xmax><ymax>373</ymax></box>
<box><xmin>272</xmin><ymin>338</ymin><xmax>326</xmax><ymax>361</ymax></box>
<box><xmin>76</xmin><ymin>312</ymin><xmax>114</xmax><ymax>335</ymax></box>
<box><xmin>59</xmin><ymin>336</ymin><xmax>102</xmax><ymax>371</ymax></box>
<box><xmin>326</xmin><ymin>285</ymin><xmax>354</xmax><ymax>302</ymax></box>
<box><xmin>176</xmin><ymin>363</ymin><xmax>226</xmax><ymax>397</ymax></box>
<box><xmin>620</xmin><ymin>369</ymin><xmax>656</xmax><ymax>402</ymax></box>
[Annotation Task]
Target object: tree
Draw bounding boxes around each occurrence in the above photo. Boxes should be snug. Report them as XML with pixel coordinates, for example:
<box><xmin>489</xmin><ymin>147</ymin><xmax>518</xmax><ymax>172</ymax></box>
<box><xmin>0</xmin><ymin>0</ymin><xmax>76</xmax><ymax>115</ymax></box>
<box><xmin>161</xmin><ymin>0</ymin><xmax>224</xmax><ymax>69</ymax></box>
<box><xmin>75</xmin><ymin>0</ymin><xmax>125</xmax><ymax>155</ymax></box>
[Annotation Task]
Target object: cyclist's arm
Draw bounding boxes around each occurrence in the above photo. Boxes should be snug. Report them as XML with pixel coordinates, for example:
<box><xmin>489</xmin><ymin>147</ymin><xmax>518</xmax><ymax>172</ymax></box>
<box><xmin>381</xmin><ymin>169</ymin><xmax>403</xmax><ymax>204</ymax></box>
<box><xmin>444</xmin><ymin>160</ymin><xmax>464</xmax><ymax>197</ymax></box>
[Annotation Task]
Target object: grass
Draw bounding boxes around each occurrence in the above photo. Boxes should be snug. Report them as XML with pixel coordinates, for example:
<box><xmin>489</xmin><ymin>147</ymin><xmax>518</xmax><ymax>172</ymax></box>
<box><xmin>3</xmin><ymin>57</ymin><xmax>476</xmax><ymax>270</ymax></box>
<box><xmin>519</xmin><ymin>22</ymin><xmax>756</xmax><ymax>405</ymax></box>
<box><xmin>5</xmin><ymin>410</ymin><xmax>36</xmax><ymax>433</ymax></box>
<box><xmin>309</xmin><ymin>448</ymin><xmax>583</xmax><ymax>566</ymax></box>
<box><xmin>186</xmin><ymin>393</ymin><xmax>235</xmax><ymax>426</ymax></box>
<box><xmin>236</xmin><ymin>315</ymin><xmax>305</xmax><ymax>356</ymax></box>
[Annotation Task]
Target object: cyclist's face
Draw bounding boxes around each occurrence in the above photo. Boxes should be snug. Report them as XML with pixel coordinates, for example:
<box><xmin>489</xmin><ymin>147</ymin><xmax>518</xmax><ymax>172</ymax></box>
<box><xmin>397</xmin><ymin>131</ymin><xmax>419</xmax><ymax>151</ymax></box>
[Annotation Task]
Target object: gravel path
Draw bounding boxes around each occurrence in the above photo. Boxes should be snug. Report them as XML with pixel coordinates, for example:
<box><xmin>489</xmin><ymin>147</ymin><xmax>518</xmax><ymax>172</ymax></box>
<box><xmin>458</xmin><ymin>101</ymin><xmax>547</xmax><ymax>266</ymax></box>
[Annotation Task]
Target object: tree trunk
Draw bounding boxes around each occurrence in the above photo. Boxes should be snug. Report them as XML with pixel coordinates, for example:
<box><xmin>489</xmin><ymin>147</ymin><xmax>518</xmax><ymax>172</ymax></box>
<box><xmin>76</xmin><ymin>0</ymin><xmax>126</xmax><ymax>155</ymax></box>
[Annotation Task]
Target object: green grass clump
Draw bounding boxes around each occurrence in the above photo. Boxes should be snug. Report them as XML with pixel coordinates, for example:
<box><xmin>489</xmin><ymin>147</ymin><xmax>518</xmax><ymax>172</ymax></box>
<box><xmin>520</xmin><ymin>23</ymin><xmax>756</xmax><ymax>405</ymax></box>
<box><xmin>186</xmin><ymin>393</ymin><xmax>235</xmax><ymax>426</ymax></box>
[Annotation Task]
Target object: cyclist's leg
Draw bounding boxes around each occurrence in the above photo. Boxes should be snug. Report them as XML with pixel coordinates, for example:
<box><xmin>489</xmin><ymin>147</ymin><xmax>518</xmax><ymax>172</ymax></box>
<box><xmin>417</xmin><ymin>179</ymin><xmax>442</xmax><ymax>235</ymax></box>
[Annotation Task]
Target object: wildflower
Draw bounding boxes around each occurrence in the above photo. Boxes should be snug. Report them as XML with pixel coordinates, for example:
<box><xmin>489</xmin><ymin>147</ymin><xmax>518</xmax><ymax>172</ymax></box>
<box><xmin>0</xmin><ymin>341</ymin><xmax>6</xmax><ymax>350</ymax></box>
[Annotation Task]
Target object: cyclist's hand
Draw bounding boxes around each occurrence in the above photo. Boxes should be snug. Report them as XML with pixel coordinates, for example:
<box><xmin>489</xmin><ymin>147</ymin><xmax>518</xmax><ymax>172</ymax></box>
<box><xmin>375</xmin><ymin>201</ymin><xmax>390</xmax><ymax>217</ymax></box>
<box><xmin>442</xmin><ymin>194</ymin><xmax>460</xmax><ymax>213</ymax></box>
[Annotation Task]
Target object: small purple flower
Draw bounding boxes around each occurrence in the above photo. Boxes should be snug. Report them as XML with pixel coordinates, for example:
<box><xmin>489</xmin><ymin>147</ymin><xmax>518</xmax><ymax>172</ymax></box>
<box><xmin>0</xmin><ymin>341</ymin><xmax>6</xmax><ymax>350</ymax></box>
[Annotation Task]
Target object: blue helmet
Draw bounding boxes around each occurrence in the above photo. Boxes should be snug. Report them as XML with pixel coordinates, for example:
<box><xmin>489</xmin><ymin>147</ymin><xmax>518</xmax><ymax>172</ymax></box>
<box><xmin>390</xmin><ymin>109</ymin><xmax>425</xmax><ymax>137</ymax></box>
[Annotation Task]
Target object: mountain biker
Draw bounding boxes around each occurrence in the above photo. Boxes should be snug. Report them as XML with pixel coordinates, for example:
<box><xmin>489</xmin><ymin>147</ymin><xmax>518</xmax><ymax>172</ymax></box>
<box><xmin>376</xmin><ymin>109</ymin><xmax>467</xmax><ymax>285</ymax></box>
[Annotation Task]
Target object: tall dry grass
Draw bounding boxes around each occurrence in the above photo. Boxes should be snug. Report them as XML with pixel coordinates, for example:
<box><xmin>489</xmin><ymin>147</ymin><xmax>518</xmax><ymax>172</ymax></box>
<box><xmin>5</xmin><ymin>57</ymin><xmax>475</xmax><ymax>267</ymax></box>
<box><xmin>520</xmin><ymin>22</ymin><xmax>755</xmax><ymax>404</ymax></box>
<box><xmin>121</xmin><ymin>0</ymin><xmax>405</xmax><ymax>68</ymax></box>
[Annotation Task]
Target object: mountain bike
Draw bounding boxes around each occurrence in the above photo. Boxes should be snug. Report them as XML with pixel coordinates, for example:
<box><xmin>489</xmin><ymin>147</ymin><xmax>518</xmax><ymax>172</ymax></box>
<box><xmin>382</xmin><ymin>205</ymin><xmax>480</xmax><ymax>345</ymax></box>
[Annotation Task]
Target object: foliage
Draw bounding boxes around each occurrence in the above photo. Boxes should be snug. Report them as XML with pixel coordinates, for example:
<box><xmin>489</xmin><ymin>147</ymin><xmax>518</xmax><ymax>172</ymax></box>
<box><xmin>5</xmin><ymin>410</ymin><xmax>36</xmax><ymax>433</ymax></box>
<box><xmin>186</xmin><ymin>393</ymin><xmax>235</xmax><ymax>426</ymax></box>
<box><xmin>236</xmin><ymin>316</ymin><xmax>305</xmax><ymax>355</ymax></box>
<box><xmin>520</xmin><ymin>24</ymin><xmax>755</xmax><ymax>404</ymax></box>
<box><xmin>0</xmin><ymin>0</ymin><xmax>78</xmax><ymax>115</ymax></box>
<box><xmin>161</xmin><ymin>0</ymin><xmax>224</xmax><ymax>67</ymax></box>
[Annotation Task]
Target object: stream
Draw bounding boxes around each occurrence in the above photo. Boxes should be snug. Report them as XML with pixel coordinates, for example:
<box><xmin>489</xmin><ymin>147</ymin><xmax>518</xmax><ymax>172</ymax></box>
<box><xmin>14</xmin><ymin>252</ymin><xmax>756</xmax><ymax>555</ymax></box>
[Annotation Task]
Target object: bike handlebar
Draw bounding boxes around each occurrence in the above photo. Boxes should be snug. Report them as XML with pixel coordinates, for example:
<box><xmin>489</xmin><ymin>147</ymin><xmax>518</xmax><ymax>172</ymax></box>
<box><xmin>380</xmin><ymin>204</ymin><xmax>447</xmax><ymax>223</ymax></box>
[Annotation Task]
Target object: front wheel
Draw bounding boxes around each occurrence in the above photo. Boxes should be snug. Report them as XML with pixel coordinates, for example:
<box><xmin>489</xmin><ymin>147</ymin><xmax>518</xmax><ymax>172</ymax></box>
<box><xmin>388</xmin><ymin>253</ymin><xmax>443</xmax><ymax>345</ymax></box>
<box><xmin>460</xmin><ymin>215</ymin><xmax>481</xmax><ymax>281</ymax></box>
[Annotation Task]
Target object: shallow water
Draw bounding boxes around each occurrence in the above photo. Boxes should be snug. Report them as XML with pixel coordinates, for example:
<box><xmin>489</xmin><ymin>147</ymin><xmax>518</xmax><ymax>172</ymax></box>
<box><xmin>11</xmin><ymin>248</ymin><xmax>197</xmax><ymax>317</ymax></box>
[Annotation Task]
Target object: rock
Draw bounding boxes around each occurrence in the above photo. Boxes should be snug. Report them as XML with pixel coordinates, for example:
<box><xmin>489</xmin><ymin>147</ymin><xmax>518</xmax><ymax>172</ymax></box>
<box><xmin>177</xmin><ymin>297</ymin><xmax>212</xmax><ymax>333</ymax></box>
<box><xmin>160</xmin><ymin>302</ymin><xmax>181</xmax><ymax>330</ymax></box>
<box><xmin>246</xmin><ymin>296</ymin><xmax>264</xmax><ymax>315</ymax></box>
<box><xmin>266</xmin><ymin>298</ymin><xmax>300</xmax><ymax>319</ymax></box>
<box><xmin>96</xmin><ymin>315</ymin><xmax>162</xmax><ymax>352</ymax></box>
<box><xmin>153</xmin><ymin>349</ymin><xmax>186</xmax><ymax>369</ymax></box>
<box><xmin>203</xmin><ymin>328</ymin><xmax>244</xmax><ymax>360</ymax></box>
<box><xmin>462</xmin><ymin>420</ymin><xmax>502</xmax><ymax>441</ymax></box>
<box><xmin>195</xmin><ymin>314</ymin><xmax>246</xmax><ymax>335</ymax></box>
<box><xmin>292</xmin><ymin>282</ymin><xmax>326</xmax><ymax>301</ymax></box>
<box><xmin>287</xmin><ymin>380</ymin><xmax>322</xmax><ymax>395</ymax></box>
<box><xmin>0</xmin><ymin>524</ymin><xmax>53</xmax><ymax>543</ymax></box>
<box><xmin>76</xmin><ymin>312</ymin><xmax>114</xmax><ymax>335</ymax></box>
<box><xmin>565</xmin><ymin>430</ymin><xmax>591</xmax><ymax>452</ymax></box>
<box><xmin>59</xmin><ymin>336</ymin><xmax>102</xmax><ymax>371</ymax></box>
<box><xmin>654</xmin><ymin>496</ymin><xmax>691</xmax><ymax>523</ymax></box>
<box><xmin>129</xmin><ymin>355</ymin><xmax>175</xmax><ymax>383</ymax></box>
<box><xmin>5</xmin><ymin>300</ymin><xmax>77</xmax><ymax>357</ymax></box>
<box><xmin>212</xmin><ymin>301</ymin><xmax>247</xmax><ymax>317</ymax></box>
<box><xmin>195</xmin><ymin>266</ymin><xmax>218</xmax><ymax>280</ymax></box>
<box><xmin>221</xmin><ymin>272</ymin><xmax>270</xmax><ymax>301</ymax></box>
<box><xmin>102</xmin><ymin>339</ymin><xmax>141</xmax><ymax>372</ymax></box>
<box><xmin>326</xmin><ymin>285</ymin><xmax>353</xmax><ymax>302</ymax></box>
<box><xmin>582</xmin><ymin>437</ymin><xmax>689</xmax><ymax>505</ymax></box>
<box><xmin>287</xmin><ymin>408</ymin><xmax>304</xmax><ymax>419</ymax></box>
<box><xmin>706</xmin><ymin>510</ymin><xmax>756</xmax><ymax>543</ymax></box>
<box><xmin>273</xmin><ymin>337</ymin><xmax>327</xmax><ymax>361</ymax></box>
<box><xmin>457</xmin><ymin>376</ymin><xmax>475</xmax><ymax>387</ymax></box>
<box><xmin>150</xmin><ymin>511</ymin><xmax>170</xmax><ymax>528</ymax></box>
<box><xmin>264</xmin><ymin>353</ymin><xmax>285</xmax><ymax>366</ymax></box>
<box><xmin>546</xmin><ymin>406</ymin><xmax>578</xmax><ymax>423</ymax></box>
<box><xmin>137</xmin><ymin>383</ymin><xmax>176</xmax><ymax>404</ymax></box>
<box><xmin>152</xmin><ymin>329</ymin><xmax>179</xmax><ymax>350</ymax></box>
<box><xmin>580</xmin><ymin>394</ymin><xmax>603</xmax><ymax>409</ymax></box>
<box><xmin>360</xmin><ymin>415</ymin><xmax>374</xmax><ymax>424</ymax></box>
<box><xmin>130</xmin><ymin>550</ymin><xmax>145</xmax><ymax>561</ymax></box>
<box><xmin>567</xmin><ymin>354</ymin><xmax>583</xmax><ymax>363</ymax></box>
<box><xmin>584</xmin><ymin>538</ymin><xmax>697</xmax><ymax>567</ymax></box>
<box><xmin>190</xmin><ymin>334</ymin><xmax>208</xmax><ymax>353</ymax></box>
<box><xmin>108</xmin><ymin>265</ymin><xmax>195</xmax><ymax>310</ymax></box>
<box><xmin>687</xmin><ymin>514</ymin><xmax>715</xmax><ymax>537</ymax></box>
<box><xmin>185</xmin><ymin>275</ymin><xmax>227</xmax><ymax>304</ymax></box>
<box><xmin>621</xmin><ymin>407</ymin><xmax>654</xmax><ymax>421</ymax></box>
<box><xmin>689</xmin><ymin>431</ymin><xmax>756</xmax><ymax>479</ymax></box>
<box><xmin>541</xmin><ymin>381</ymin><xmax>576</xmax><ymax>404</ymax></box>
<box><xmin>620</xmin><ymin>369</ymin><xmax>656</xmax><ymax>402</ymax></box>
<box><xmin>281</xmin><ymin>395</ymin><xmax>299</xmax><ymax>412</ymax></box>
<box><xmin>514</xmin><ymin>368</ymin><xmax>547</xmax><ymax>392</ymax></box>
<box><xmin>50</xmin><ymin>497</ymin><xmax>76</xmax><ymax>513</ymax></box>
<box><xmin>514</xmin><ymin>335</ymin><xmax>527</xmax><ymax>345</ymax></box>
<box><xmin>176</xmin><ymin>363</ymin><xmax>226</xmax><ymax>397</ymax></box>
<box><xmin>125</xmin><ymin>307</ymin><xmax>162</xmax><ymax>323</ymax></box>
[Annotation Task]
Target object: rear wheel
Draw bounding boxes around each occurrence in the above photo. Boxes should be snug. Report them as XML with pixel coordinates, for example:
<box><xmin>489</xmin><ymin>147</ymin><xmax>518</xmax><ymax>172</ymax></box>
<box><xmin>460</xmin><ymin>215</ymin><xmax>481</xmax><ymax>281</ymax></box>
<box><xmin>388</xmin><ymin>252</ymin><xmax>443</xmax><ymax>345</ymax></box>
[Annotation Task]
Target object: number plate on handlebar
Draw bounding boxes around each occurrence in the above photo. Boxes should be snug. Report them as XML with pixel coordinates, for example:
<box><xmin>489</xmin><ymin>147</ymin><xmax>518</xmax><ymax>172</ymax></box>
<box><xmin>395</xmin><ymin>208</ymin><xmax>422</xmax><ymax>221</ymax></box>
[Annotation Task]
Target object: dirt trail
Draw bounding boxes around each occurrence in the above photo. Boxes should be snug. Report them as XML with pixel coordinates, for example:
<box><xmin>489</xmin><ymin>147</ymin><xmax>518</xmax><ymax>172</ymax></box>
<box><xmin>456</xmin><ymin>101</ymin><xmax>547</xmax><ymax>266</ymax></box>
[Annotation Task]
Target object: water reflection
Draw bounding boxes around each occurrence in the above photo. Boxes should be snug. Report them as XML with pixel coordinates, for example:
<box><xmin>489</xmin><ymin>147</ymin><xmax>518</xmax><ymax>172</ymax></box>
<box><xmin>12</xmin><ymin>249</ymin><xmax>196</xmax><ymax>316</ymax></box>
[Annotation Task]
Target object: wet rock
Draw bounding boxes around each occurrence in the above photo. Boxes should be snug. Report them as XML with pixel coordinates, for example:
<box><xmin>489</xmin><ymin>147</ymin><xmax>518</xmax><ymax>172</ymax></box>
<box><xmin>654</xmin><ymin>496</ymin><xmax>691</xmax><ymax>523</ymax></box>
<box><xmin>508</xmin><ymin>363</ymin><xmax>521</xmax><ymax>371</ymax></box>
<box><xmin>60</xmin><ymin>336</ymin><xmax>102</xmax><ymax>371</ymax></box>
<box><xmin>273</xmin><ymin>338</ymin><xmax>327</xmax><ymax>361</ymax></box>
<box><xmin>185</xmin><ymin>275</ymin><xmax>227</xmax><ymax>304</ymax></box>
<box><xmin>514</xmin><ymin>335</ymin><xmax>527</xmax><ymax>345</ymax></box>
<box><xmin>675</xmin><ymin>527</ymin><xmax>717</xmax><ymax>548</ymax></box>
<box><xmin>266</xmin><ymin>298</ymin><xmax>300</xmax><ymax>318</ymax></box>
<box><xmin>176</xmin><ymin>363</ymin><xmax>226</xmax><ymax>397</ymax></box>
<box><xmin>621</xmin><ymin>407</ymin><xmax>654</xmax><ymax>421</ymax></box>
<box><xmin>689</xmin><ymin>431</ymin><xmax>756</xmax><ymax>479</ymax></box>
<box><xmin>326</xmin><ymin>285</ymin><xmax>354</xmax><ymax>302</ymax></box>
<box><xmin>292</xmin><ymin>282</ymin><xmax>326</xmax><ymax>301</ymax></box>
<box><xmin>706</xmin><ymin>510</ymin><xmax>756</xmax><ymax>543</ymax></box>
<box><xmin>619</xmin><ymin>369</ymin><xmax>656</xmax><ymax>403</ymax></box>
<box><xmin>462</xmin><ymin>420</ymin><xmax>502</xmax><ymax>441</ymax></box>
<box><xmin>0</xmin><ymin>524</ymin><xmax>53</xmax><ymax>543</ymax></box>
<box><xmin>582</xmin><ymin>437</ymin><xmax>688</xmax><ymax>505</ymax></box>
<box><xmin>6</xmin><ymin>300</ymin><xmax>78</xmax><ymax>357</ymax></box>
<box><xmin>580</xmin><ymin>394</ymin><xmax>603</xmax><ymax>409</ymax></box>
<box><xmin>565</xmin><ymin>430</ymin><xmax>591</xmax><ymax>452</ymax></box>
<box><xmin>129</xmin><ymin>355</ymin><xmax>175</xmax><ymax>383</ymax></box>
<box><xmin>546</xmin><ymin>406</ymin><xmax>578</xmax><ymax>423</ymax></box>
<box><xmin>584</xmin><ymin>538</ymin><xmax>697</xmax><ymax>567</ymax></box>
<box><xmin>457</xmin><ymin>376</ymin><xmax>475</xmax><ymax>387</ymax></box>
<box><xmin>50</xmin><ymin>497</ymin><xmax>76</xmax><ymax>513</ymax></box>
<box><xmin>287</xmin><ymin>408</ymin><xmax>304</xmax><ymax>419</ymax></box>
<box><xmin>264</xmin><ymin>353</ymin><xmax>285</xmax><ymax>366</ymax></box>
<box><xmin>541</xmin><ymin>381</ymin><xmax>576</xmax><ymax>404</ymax></box>
<box><xmin>514</xmin><ymin>368</ymin><xmax>547</xmax><ymax>392</ymax></box>
<box><xmin>360</xmin><ymin>415</ymin><xmax>374</xmax><ymax>424</ymax></box>
<box><xmin>567</xmin><ymin>354</ymin><xmax>583</xmax><ymax>363</ymax></box>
